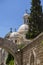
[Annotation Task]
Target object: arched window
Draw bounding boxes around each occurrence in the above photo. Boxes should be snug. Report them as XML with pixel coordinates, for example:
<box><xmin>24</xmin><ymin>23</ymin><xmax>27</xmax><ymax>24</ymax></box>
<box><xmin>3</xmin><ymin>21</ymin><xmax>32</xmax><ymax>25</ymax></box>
<box><xmin>30</xmin><ymin>51</ymin><xmax>34</xmax><ymax>65</ymax></box>
<box><xmin>15</xmin><ymin>40</ymin><xmax>17</xmax><ymax>43</ymax></box>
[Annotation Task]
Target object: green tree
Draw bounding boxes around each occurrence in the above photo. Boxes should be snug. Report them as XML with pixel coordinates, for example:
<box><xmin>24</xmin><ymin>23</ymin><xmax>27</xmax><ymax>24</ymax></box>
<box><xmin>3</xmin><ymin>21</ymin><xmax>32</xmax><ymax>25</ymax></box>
<box><xmin>6</xmin><ymin>53</ymin><xmax>14</xmax><ymax>65</ymax></box>
<box><xmin>26</xmin><ymin>0</ymin><xmax>42</xmax><ymax>39</ymax></box>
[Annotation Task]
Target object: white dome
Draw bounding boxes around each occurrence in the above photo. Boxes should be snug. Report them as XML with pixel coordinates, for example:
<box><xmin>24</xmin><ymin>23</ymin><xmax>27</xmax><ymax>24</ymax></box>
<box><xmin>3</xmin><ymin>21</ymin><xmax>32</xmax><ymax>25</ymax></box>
<box><xmin>18</xmin><ymin>24</ymin><xmax>29</xmax><ymax>34</ymax></box>
<box><xmin>10</xmin><ymin>32</ymin><xmax>20</xmax><ymax>38</ymax></box>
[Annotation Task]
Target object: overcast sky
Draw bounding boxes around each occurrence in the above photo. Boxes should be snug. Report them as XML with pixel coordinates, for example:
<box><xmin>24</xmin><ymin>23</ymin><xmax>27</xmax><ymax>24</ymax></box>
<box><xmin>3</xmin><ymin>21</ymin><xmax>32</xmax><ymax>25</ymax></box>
<box><xmin>0</xmin><ymin>0</ymin><xmax>43</xmax><ymax>37</ymax></box>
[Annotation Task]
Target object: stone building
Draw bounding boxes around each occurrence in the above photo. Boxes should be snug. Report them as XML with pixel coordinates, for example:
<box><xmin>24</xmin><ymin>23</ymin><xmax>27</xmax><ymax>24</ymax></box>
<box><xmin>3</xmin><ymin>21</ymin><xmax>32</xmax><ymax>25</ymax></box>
<box><xmin>5</xmin><ymin>12</ymin><xmax>43</xmax><ymax>65</ymax></box>
<box><xmin>0</xmin><ymin>12</ymin><xmax>30</xmax><ymax>65</ymax></box>
<box><xmin>18</xmin><ymin>33</ymin><xmax>43</xmax><ymax>65</ymax></box>
<box><xmin>0</xmin><ymin>11</ymin><xmax>43</xmax><ymax>65</ymax></box>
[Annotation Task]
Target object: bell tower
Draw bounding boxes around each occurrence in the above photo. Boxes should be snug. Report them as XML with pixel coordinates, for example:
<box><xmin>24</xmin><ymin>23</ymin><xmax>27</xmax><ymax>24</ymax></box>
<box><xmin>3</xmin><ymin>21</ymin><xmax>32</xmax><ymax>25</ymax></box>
<box><xmin>23</xmin><ymin>10</ymin><xmax>30</xmax><ymax>25</ymax></box>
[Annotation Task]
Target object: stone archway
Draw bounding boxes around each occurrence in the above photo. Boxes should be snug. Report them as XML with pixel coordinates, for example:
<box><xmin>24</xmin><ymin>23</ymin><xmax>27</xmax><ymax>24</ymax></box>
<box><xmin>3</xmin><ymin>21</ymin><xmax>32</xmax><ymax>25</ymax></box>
<box><xmin>0</xmin><ymin>38</ymin><xmax>18</xmax><ymax>56</ymax></box>
<box><xmin>0</xmin><ymin>37</ymin><xmax>19</xmax><ymax>65</ymax></box>
<box><xmin>29</xmin><ymin>50</ymin><xmax>37</xmax><ymax>65</ymax></box>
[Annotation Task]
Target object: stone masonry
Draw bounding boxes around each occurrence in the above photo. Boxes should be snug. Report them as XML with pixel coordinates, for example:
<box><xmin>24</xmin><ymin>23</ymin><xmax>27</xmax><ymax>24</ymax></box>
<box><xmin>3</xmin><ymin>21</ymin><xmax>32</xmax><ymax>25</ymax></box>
<box><xmin>0</xmin><ymin>33</ymin><xmax>43</xmax><ymax>65</ymax></box>
<box><xmin>16</xmin><ymin>32</ymin><xmax>43</xmax><ymax>65</ymax></box>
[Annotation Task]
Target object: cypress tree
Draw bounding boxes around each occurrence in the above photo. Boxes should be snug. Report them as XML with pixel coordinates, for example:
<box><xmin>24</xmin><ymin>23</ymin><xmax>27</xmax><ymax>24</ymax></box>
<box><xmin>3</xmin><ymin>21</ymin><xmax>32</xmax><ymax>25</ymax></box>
<box><xmin>26</xmin><ymin>0</ymin><xmax>42</xmax><ymax>39</ymax></box>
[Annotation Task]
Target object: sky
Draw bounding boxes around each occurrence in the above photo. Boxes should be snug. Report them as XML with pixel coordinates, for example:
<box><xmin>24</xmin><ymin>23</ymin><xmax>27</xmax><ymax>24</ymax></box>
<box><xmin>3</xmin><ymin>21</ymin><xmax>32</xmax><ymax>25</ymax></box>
<box><xmin>0</xmin><ymin>0</ymin><xmax>43</xmax><ymax>37</ymax></box>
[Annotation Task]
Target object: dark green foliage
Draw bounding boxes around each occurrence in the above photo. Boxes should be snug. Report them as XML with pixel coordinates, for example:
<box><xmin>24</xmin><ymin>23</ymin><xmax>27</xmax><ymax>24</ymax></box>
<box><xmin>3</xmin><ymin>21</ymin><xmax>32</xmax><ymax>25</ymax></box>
<box><xmin>26</xmin><ymin>30</ymin><xmax>39</xmax><ymax>39</ymax></box>
<box><xmin>41</xmin><ymin>13</ymin><xmax>43</xmax><ymax>31</ymax></box>
<box><xmin>6</xmin><ymin>53</ymin><xmax>14</xmax><ymax>65</ymax></box>
<box><xmin>30</xmin><ymin>0</ymin><xmax>42</xmax><ymax>32</ymax></box>
<box><xmin>26</xmin><ymin>0</ymin><xmax>42</xmax><ymax>39</ymax></box>
<box><xmin>9</xmin><ymin>60</ymin><xmax>14</xmax><ymax>65</ymax></box>
<box><xmin>18</xmin><ymin>43</ymin><xmax>25</xmax><ymax>49</ymax></box>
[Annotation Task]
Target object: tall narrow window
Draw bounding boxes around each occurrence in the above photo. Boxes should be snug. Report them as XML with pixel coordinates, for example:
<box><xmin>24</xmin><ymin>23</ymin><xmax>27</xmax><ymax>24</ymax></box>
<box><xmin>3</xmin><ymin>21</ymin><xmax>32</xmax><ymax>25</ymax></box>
<box><xmin>30</xmin><ymin>52</ymin><xmax>34</xmax><ymax>65</ymax></box>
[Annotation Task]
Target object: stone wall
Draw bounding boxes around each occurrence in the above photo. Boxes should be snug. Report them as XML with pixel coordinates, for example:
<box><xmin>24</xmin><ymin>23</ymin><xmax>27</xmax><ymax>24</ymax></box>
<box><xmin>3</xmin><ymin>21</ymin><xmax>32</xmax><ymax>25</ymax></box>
<box><xmin>18</xmin><ymin>33</ymin><xmax>43</xmax><ymax>65</ymax></box>
<box><xmin>0</xmin><ymin>33</ymin><xmax>43</xmax><ymax>65</ymax></box>
<box><xmin>22</xmin><ymin>33</ymin><xmax>43</xmax><ymax>65</ymax></box>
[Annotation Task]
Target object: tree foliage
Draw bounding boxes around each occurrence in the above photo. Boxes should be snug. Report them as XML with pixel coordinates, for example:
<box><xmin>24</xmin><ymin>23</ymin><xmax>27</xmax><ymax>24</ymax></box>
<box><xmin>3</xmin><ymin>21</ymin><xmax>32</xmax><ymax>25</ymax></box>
<box><xmin>26</xmin><ymin>0</ymin><xmax>42</xmax><ymax>39</ymax></box>
<box><xmin>6</xmin><ymin>53</ymin><xmax>14</xmax><ymax>65</ymax></box>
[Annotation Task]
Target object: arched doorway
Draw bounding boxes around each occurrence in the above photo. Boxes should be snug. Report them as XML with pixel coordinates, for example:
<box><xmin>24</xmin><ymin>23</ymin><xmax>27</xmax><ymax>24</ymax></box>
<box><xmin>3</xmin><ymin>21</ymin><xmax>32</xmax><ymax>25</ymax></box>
<box><xmin>0</xmin><ymin>37</ymin><xmax>18</xmax><ymax>65</ymax></box>
<box><xmin>0</xmin><ymin>37</ymin><xmax>18</xmax><ymax>56</ymax></box>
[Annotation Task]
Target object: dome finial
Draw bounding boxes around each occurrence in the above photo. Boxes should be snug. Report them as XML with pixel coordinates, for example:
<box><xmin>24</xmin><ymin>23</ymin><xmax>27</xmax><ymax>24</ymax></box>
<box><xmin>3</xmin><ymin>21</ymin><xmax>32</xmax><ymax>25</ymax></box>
<box><xmin>10</xmin><ymin>28</ymin><xmax>12</xmax><ymax>33</ymax></box>
<box><xmin>14</xmin><ymin>28</ymin><xmax>16</xmax><ymax>32</ymax></box>
<box><xmin>25</xmin><ymin>9</ymin><xmax>28</xmax><ymax>13</ymax></box>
